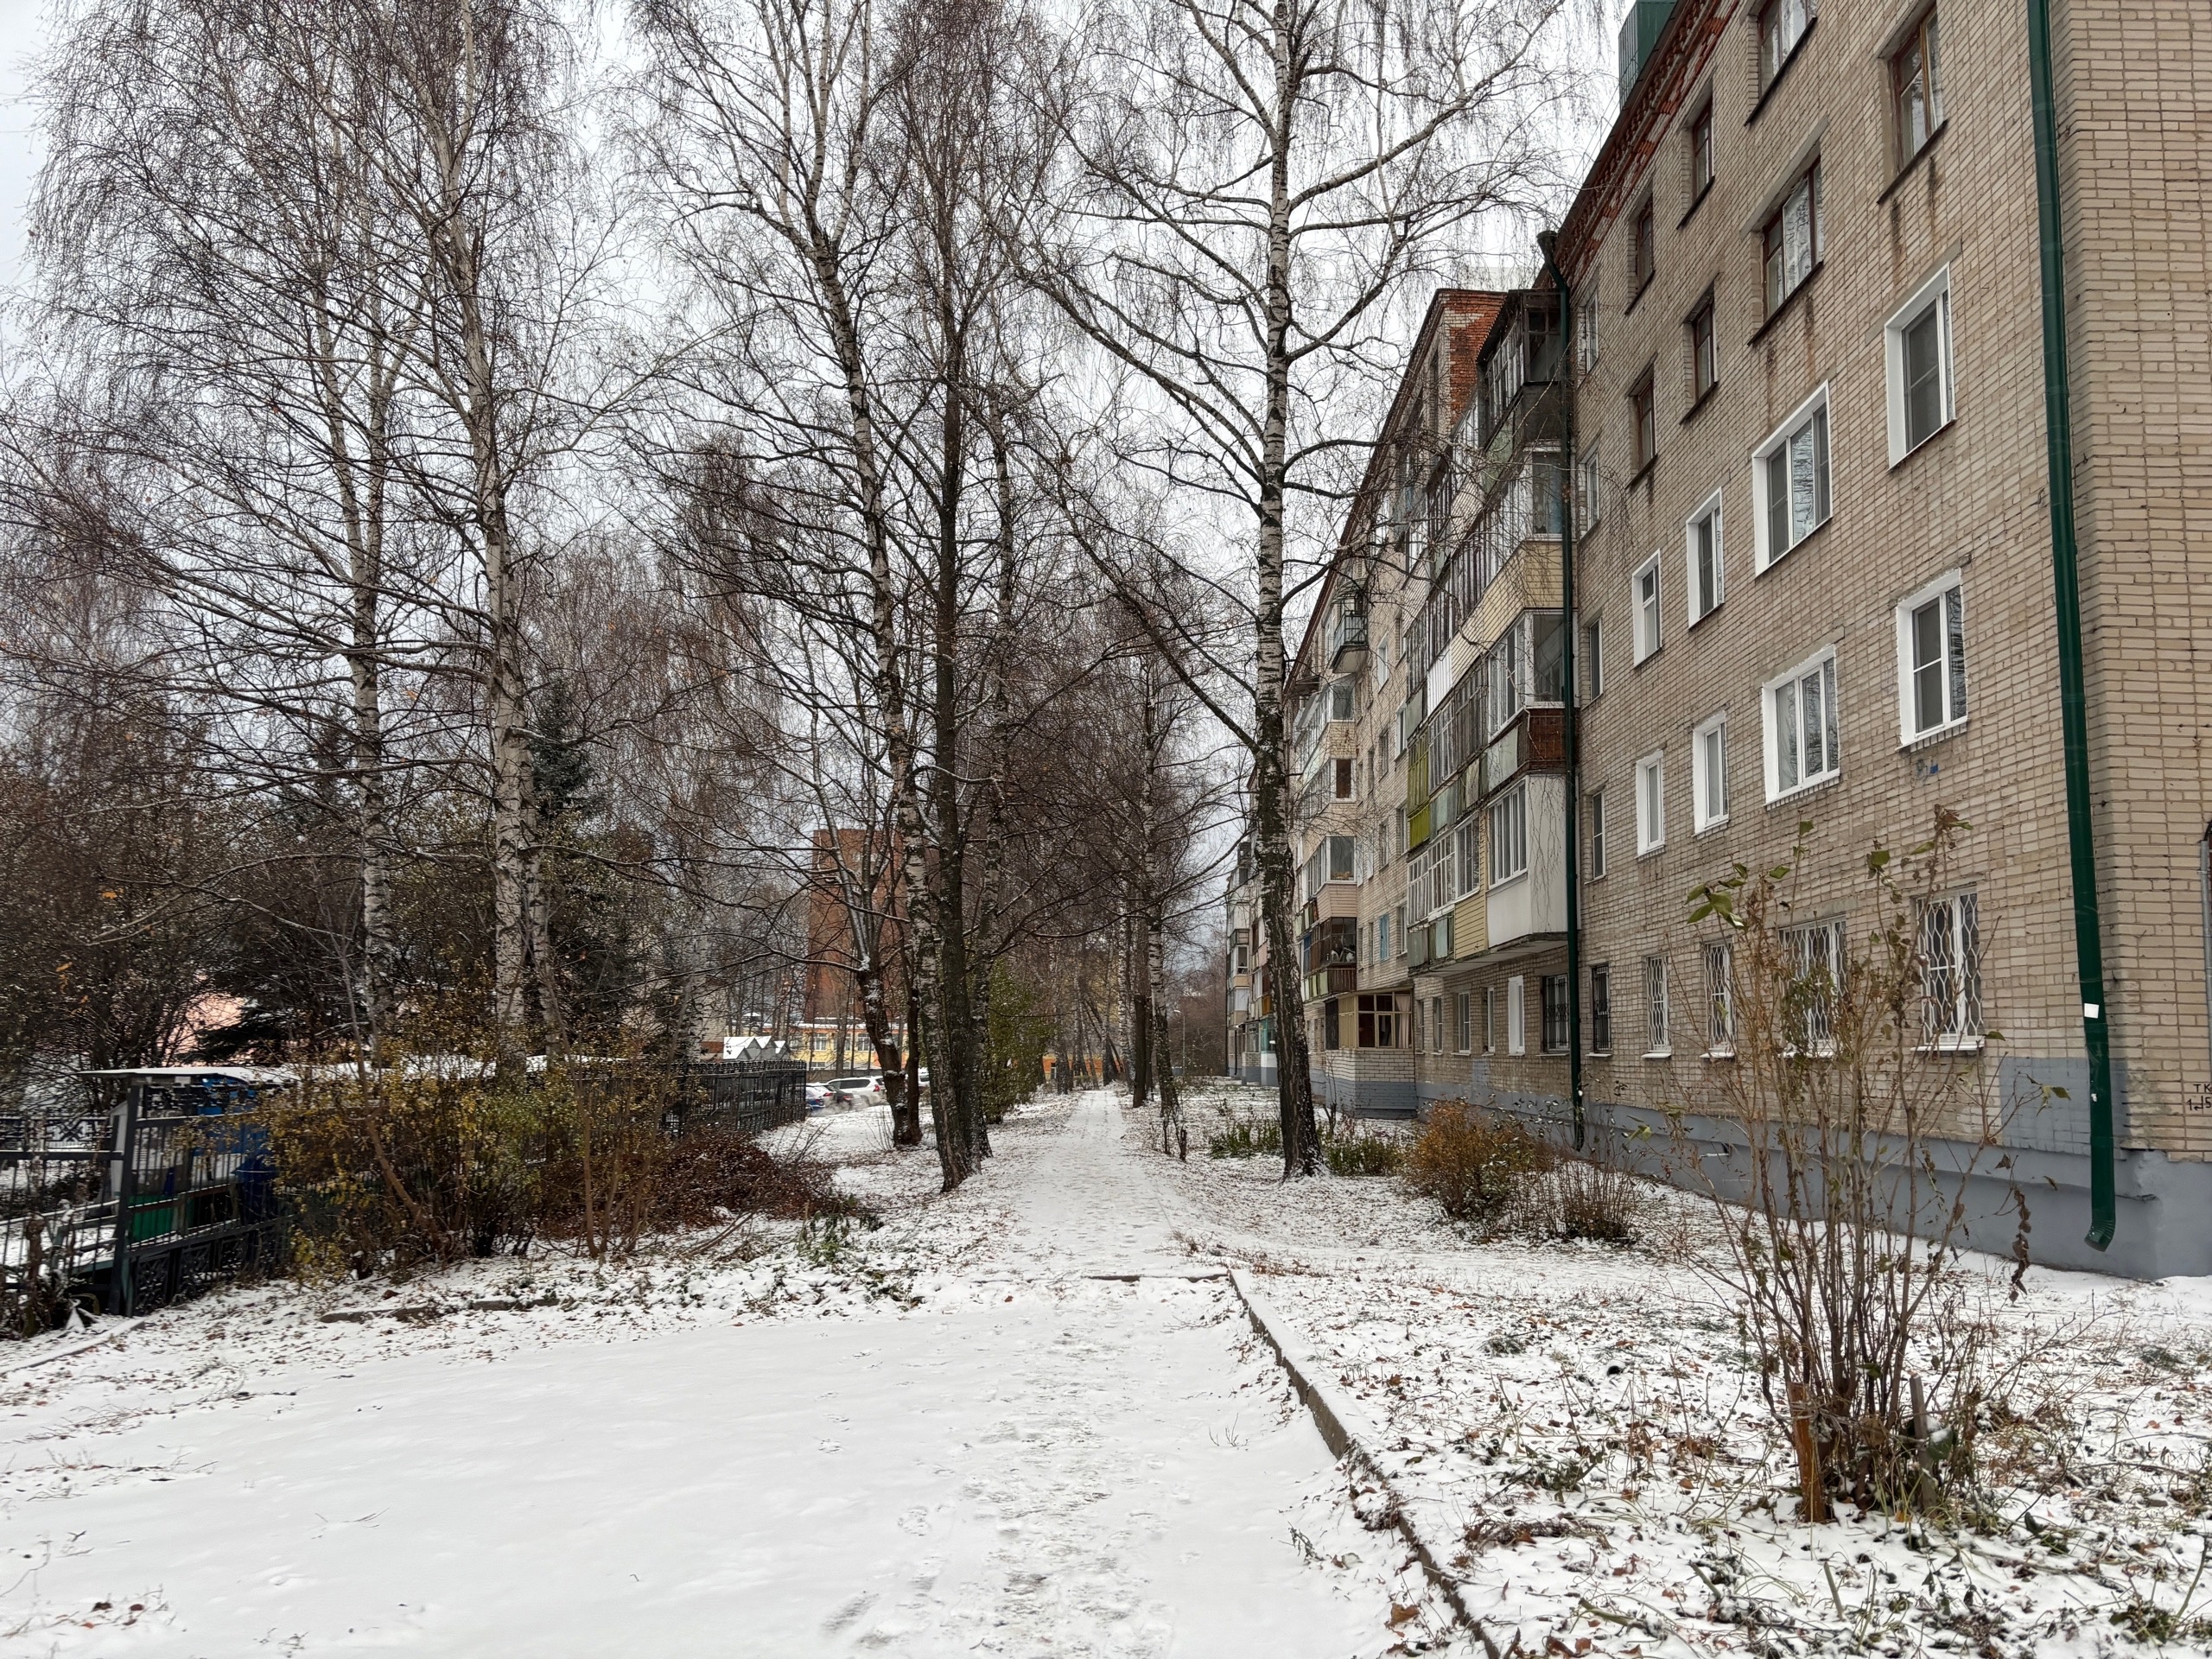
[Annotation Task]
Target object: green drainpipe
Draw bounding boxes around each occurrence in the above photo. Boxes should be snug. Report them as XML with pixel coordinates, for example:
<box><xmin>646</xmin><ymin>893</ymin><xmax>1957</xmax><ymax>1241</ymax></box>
<box><xmin>1538</xmin><ymin>231</ymin><xmax>1585</xmax><ymax>1153</ymax></box>
<box><xmin>2025</xmin><ymin>0</ymin><xmax>2115</xmax><ymax>1250</ymax></box>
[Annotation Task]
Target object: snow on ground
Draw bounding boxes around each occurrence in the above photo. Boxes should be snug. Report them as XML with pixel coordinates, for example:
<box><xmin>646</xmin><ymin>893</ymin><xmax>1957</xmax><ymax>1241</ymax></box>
<box><xmin>0</xmin><ymin>1093</ymin><xmax>1454</xmax><ymax>1657</ymax></box>
<box><xmin>1160</xmin><ymin>1082</ymin><xmax>2212</xmax><ymax>1657</ymax></box>
<box><xmin>10</xmin><ymin>1082</ymin><xmax>2212</xmax><ymax>1657</ymax></box>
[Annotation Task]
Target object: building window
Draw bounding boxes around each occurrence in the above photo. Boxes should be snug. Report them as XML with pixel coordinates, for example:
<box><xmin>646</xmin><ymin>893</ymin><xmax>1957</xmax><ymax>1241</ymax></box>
<box><xmin>1783</xmin><ymin>918</ymin><xmax>1845</xmax><ymax>1055</ymax></box>
<box><xmin>1694</xmin><ymin>713</ymin><xmax>1729</xmax><ymax>831</ymax></box>
<box><xmin>1583</xmin><ymin>617</ymin><xmax>1605</xmax><ymax>700</ymax></box>
<box><xmin>1918</xmin><ymin>890</ymin><xmax>1983</xmax><ymax>1047</ymax></box>
<box><xmin>1752</xmin><ymin>386</ymin><xmax>1832</xmax><ymax>569</ymax></box>
<box><xmin>1578</xmin><ymin>452</ymin><xmax>1603</xmax><ymax>528</ymax></box>
<box><xmin>1329</xmin><ymin>679</ymin><xmax>1356</xmax><ymax>719</ymax></box>
<box><xmin>1507</xmin><ymin>975</ymin><xmax>1527</xmax><ymax>1056</ymax></box>
<box><xmin>1885</xmin><ymin>266</ymin><xmax>1955</xmax><ymax>462</ymax></box>
<box><xmin>1378</xmin><ymin>911</ymin><xmax>1391</xmax><ymax>961</ymax></box>
<box><xmin>1395</xmin><ymin>904</ymin><xmax>1407</xmax><ymax>957</ymax></box>
<box><xmin>1591</xmin><ymin>964</ymin><xmax>1612</xmax><ymax>1053</ymax></box>
<box><xmin>1630</xmin><ymin>372</ymin><xmax>1657</xmax><ymax>473</ymax></box>
<box><xmin>1456</xmin><ymin>817</ymin><xmax>1481</xmax><ymax>898</ymax></box>
<box><xmin>1483</xmin><ymin>985</ymin><xmax>1496</xmax><ymax>1052</ymax></box>
<box><xmin>1704</xmin><ymin>941</ymin><xmax>1735</xmax><ymax>1056</ymax></box>
<box><xmin>1630</xmin><ymin>200</ymin><xmax>1656</xmax><ymax>296</ymax></box>
<box><xmin>1688</xmin><ymin>297</ymin><xmax>1717</xmax><ymax>402</ymax></box>
<box><xmin>1762</xmin><ymin>161</ymin><xmax>1822</xmax><ymax>314</ymax></box>
<box><xmin>1324</xmin><ymin>997</ymin><xmax>1341</xmax><ymax>1050</ymax></box>
<box><xmin>1688</xmin><ymin>102</ymin><xmax>1714</xmax><ymax>200</ymax></box>
<box><xmin>1454</xmin><ymin>991</ymin><xmax>1471</xmax><ymax>1053</ymax></box>
<box><xmin>1427</xmin><ymin>995</ymin><xmax>1443</xmax><ymax>1053</ymax></box>
<box><xmin>1489</xmin><ymin>784</ymin><xmax>1529</xmax><ymax>884</ymax></box>
<box><xmin>1588</xmin><ymin>787</ymin><xmax>1607</xmax><ymax>879</ymax></box>
<box><xmin>1687</xmin><ymin>493</ymin><xmax>1724</xmax><ymax>624</ymax></box>
<box><xmin>1891</xmin><ymin>7</ymin><xmax>1943</xmax><ymax>165</ymax></box>
<box><xmin>1634</xmin><ymin>554</ymin><xmax>1662</xmax><ymax>663</ymax></box>
<box><xmin>1541</xmin><ymin>976</ymin><xmax>1570</xmax><ymax>1053</ymax></box>
<box><xmin>1636</xmin><ymin>750</ymin><xmax>1666</xmax><ymax>855</ymax></box>
<box><xmin>1332</xmin><ymin>756</ymin><xmax>1354</xmax><ymax>799</ymax></box>
<box><xmin>1759</xmin><ymin>0</ymin><xmax>1815</xmax><ymax>90</ymax></box>
<box><xmin>1896</xmin><ymin>573</ymin><xmax>1967</xmax><ymax>741</ymax></box>
<box><xmin>1580</xmin><ymin>280</ymin><xmax>1600</xmax><ymax>370</ymax></box>
<box><xmin>1643</xmin><ymin>956</ymin><xmax>1670</xmax><ymax>1057</ymax></box>
<box><xmin>1765</xmin><ymin>648</ymin><xmax>1840</xmax><ymax>798</ymax></box>
<box><xmin>1356</xmin><ymin>993</ymin><xmax>1400</xmax><ymax>1048</ymax></box>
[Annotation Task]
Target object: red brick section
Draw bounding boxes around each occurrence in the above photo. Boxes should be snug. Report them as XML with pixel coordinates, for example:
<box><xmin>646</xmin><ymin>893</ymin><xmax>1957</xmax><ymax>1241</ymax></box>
<box><xmin>1289</xmin><ymin>289</ymin><xmax>1507</xmax><ymax>683</ymax></box>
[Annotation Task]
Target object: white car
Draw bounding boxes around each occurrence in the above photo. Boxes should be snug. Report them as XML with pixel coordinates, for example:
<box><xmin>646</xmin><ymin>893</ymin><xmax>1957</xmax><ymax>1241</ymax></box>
<box><xmin>829</xmin><ymin>1075</ymin><xmax>886</xmax><ymax>1109</ymax></box>
<box><xmin>804</xmin><ymin>1082</ymin><xmax>833</xmax><ymax>1113</ymax></box>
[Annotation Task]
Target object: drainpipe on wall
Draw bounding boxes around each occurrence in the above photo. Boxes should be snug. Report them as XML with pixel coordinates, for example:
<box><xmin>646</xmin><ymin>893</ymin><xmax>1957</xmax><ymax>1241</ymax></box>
<box><xmin>2025</xmin><ymin>0</ymin><xmax>2116</xmax><ymax>1250</ymax></box>
<box><xmin>1538</xmin><ymin>231</ymin><xmax>1586</xmax><ymax>1153</ymax></box>
<box><xmin>2200</xmin><ymin>827</ymin><xmax>2212</xmax><ymax>1082</ymax></box>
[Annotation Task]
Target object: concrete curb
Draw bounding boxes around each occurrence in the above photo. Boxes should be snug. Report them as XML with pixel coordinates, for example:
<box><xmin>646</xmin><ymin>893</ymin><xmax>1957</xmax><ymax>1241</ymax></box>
<box><xmin>1227</xmin><ymin>1268</ymin><xmax>1497</xmax><ymax>1659</ymax></box>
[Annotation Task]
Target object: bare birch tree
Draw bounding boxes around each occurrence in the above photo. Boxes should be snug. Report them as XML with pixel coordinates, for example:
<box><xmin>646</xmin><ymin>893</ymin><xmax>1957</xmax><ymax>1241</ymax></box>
<box><xmin>1037</xmin><ymin>0</ymin><xmax>1571</xmax><ymax>1173</ymax></box>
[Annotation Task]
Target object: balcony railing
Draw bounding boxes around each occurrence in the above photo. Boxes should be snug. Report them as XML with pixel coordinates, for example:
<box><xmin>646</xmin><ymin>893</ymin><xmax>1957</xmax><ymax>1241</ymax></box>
<box><xmin>1478</xmin><ymin>706</ymin><xmax>1568</xmax><ymax>799</ymax></box>
<box><xmin>1327</xmin><ymin>608</ymin><xmax>1369</xmax><ymax>670</ymax></box>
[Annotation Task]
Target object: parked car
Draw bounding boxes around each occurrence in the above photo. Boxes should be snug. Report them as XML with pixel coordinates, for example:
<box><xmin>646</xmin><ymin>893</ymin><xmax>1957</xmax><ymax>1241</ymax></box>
<box><xmin>829</xmin><ymin>1076</ymin><xmax>886</xmax><ymax>1109</ymax></box>
<box><xmin>804</xmin><ymin>1081</ymin><xmax>833</xmax><ymax>1113</ymax></box>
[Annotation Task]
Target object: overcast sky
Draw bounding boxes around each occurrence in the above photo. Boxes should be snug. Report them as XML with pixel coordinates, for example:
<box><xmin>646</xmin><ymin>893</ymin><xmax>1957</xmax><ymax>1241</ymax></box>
<box><xmin>0</xmin><ymin>2</ymin><xmax>46</xmax><ymax>289</ymax></box>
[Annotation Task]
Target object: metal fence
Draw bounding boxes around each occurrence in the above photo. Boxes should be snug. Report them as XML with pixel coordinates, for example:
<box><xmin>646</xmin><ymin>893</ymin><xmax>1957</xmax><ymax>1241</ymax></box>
<box><xmin>3</xmin><ymin>1055</ymin><xmax>809</xmax><ymax>1333</ymax></box>
<box><xmin>3</xmin><ymin>1071</ymin><xmax>289</xmax><ymax>1326</ymax></box>
<box><xmin>687</xmin><ymin>1057</ymin><xmax>810</xmax><ymax>1135</ymax></box>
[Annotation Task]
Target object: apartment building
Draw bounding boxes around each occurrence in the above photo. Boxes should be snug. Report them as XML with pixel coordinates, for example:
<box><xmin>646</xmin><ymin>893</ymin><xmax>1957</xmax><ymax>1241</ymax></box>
<box><xmin>1223</xmin><ymin>844</ymin><xmax>1271</xmax><ymax>1085</ymax></box>
<box><xmin>1287</xmin><ymin>0</ymin><xmax>2210</xmax><ymax>1274</ymax></box>
<box><xmin>1286</xmin><ymin>289</ymin><xmax>1520</xmax><ymax>1118</ymax></box>
<box><xmin>1490</xmin><ymin>0</ymin><xmax>2208</xmax><ymax>1275</ymax></box>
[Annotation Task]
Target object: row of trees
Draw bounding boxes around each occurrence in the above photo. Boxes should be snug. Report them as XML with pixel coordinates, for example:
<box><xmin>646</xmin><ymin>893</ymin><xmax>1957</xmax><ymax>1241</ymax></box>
<box><xmin>0</xmin><ymin>0</ymin><xmax>1581</xmax><ymax>1187</ymax></box>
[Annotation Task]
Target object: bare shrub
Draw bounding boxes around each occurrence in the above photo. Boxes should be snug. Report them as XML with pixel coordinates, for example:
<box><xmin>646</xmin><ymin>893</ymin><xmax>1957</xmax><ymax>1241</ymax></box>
<box><xmin>1402</xmin><ymin>1102</ymin><xmax>1554</xmax><ymax>1228</ymax></box>
<box><xmin>1529</xmin><ymin>1156</ymin><xmax>1645</xmax><ymax>1243</ymax></box>
<box><xmin>1680</xmin><ymin>810</ymin><xmax>2018</xmax><ymax>1521</ymax></box>
<box><xmin>270</xmin><ymin>1039</ymin><xmax>864</xmax><ymax>1275</ymax></box>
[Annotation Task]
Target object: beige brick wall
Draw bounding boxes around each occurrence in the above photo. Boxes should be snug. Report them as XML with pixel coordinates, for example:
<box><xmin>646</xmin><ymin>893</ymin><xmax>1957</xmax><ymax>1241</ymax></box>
<box><xmin>1528</xmin><ymin>0</ymin><xmax>2211</xmax><ymax>1155</ymax></box>
<box><xmin>2053</xmin><ymin>0</ymin><xmax>2212</xmax><ymax>1149</ymax></box>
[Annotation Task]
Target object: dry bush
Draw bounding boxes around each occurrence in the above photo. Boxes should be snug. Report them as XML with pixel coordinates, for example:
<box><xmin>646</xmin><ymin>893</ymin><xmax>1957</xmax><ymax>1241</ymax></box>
<box><xmin>270</xmin><ymin>1043</ymin><xmax>866</xmax><ymax>1276</ymax></box>
<box><xmin>1402</xmin><ymin>1102</ymin><xmax>1554</xmax><ymax>1227</ymax></box>
<box><xmin>1525</xmin><ymin>1155</ymin><xmax>1645</xmax><ymax>1243</ymax></box>
<box><xmin>1405</xmin><ymin>1102</ymin><xmax>1648</xmax><ymax>1242</ymax></box>
<box><xmin>1681</xmin><ymin>810</ymin><xmax>2018</xmax><ymax>1521</ymax></box>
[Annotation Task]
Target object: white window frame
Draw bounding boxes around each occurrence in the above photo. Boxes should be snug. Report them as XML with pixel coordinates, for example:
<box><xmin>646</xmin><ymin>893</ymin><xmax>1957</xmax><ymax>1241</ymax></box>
<box><xmin>1751</xmin><ymin>384</ymin><xmax>1833</xmax><ymax>572</ymax></box>
<box><xmin>1703</xmin><ymin>940</ymin><xmax>1736</xmax><ymax>1058</ymax></box>
<box><xmin>1885</xmin><ymin>265</ymin><xmax>1955</xmax><ymax>465</ymax></box>
<box><xmin>1506</xmin><ymin>975</ymin><xmax>1527</xmax><ymax>1056</ymax></box>
<box><xmin>1693</xmin><ymin>713</ymin><xmax>1730</xmax><ymax>833</ymax></box>
<box><xmin>1488</xmin><ymin>782</ymin><xmax>1529</xmax><ymax>887</ymax></box>
<box><xmin>1685</xmin><ymin>490</ymin><xmax>1725</xmax><ymax>626</ymax></box>
<box><xmin>1894</xmin><ymin>570</ymin><xmax>1967</xmax><ymax>744</ymax></box>
<box><xmin>1643</xmin><ymin>956</ymin><xmax>1671</xmax><ymax>1058</ymax></box>
<box><xmin>1633</xmin><ymin>553</ymin><xmax>1662</xmax><ymax>663</ymax></box>
<box><xmin>1635</xmin><ymin>750</ymin><xmax>1666</xmax><ymax>855</ymax></box>
<box><xmin>1764</xmin><ymin>646</ymin><xmax>1841</xmax><ymax>801</ymax></box>
<box><xmin>1482</xmin><ymin>985</ymin><xmax>1496</xmax><ymax>1052</ymax></box>
<box><xmin>1588</xmin><ymin>786</ymin><xmax>1607</xmax><ymax>880</ymax></box>
<box><xmin>1584</xmin><ymin>616</ymin><xmax>1605</xmax><ymax>699</ymax></box>
<box><xmin>1917</xmin><ymin>889</ymin><xmax>1984</xmax><ymax>1052</ymax></box>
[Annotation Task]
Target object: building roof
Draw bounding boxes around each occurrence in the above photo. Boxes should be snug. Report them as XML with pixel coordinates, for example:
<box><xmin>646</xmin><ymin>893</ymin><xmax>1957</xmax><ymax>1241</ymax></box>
<box><xmin>1555</xmin><ymin>0</ymin><xmax>1738</xmax><ymax>283</ymax></box>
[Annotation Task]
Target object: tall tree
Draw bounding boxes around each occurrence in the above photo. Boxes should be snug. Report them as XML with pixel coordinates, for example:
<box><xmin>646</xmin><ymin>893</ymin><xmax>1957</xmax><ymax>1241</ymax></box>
<box><xmin>1038</xmin><ymin>0</ymin><xmax>1570</xmax><ymax>1173</ymax></box>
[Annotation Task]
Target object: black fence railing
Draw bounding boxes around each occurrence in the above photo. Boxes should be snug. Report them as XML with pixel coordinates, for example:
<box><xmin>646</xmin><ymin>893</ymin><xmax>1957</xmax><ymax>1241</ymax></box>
<box><xmin>3</xmin><ymin>1055</ymin><xmax>812</xmax><ymax>1334</ymax></box>
<box><xmin>3</xmin><ymin>1071</ymin><xmax>290</xmax><ymax>1325</ymax></box>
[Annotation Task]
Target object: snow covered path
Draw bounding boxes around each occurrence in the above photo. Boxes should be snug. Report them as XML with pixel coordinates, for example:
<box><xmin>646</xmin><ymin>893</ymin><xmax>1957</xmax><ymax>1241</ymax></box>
<box><xmin>0</xmin><ymin>1094</ymin><xmax>1416</xmax><ymax>1657</ymax></box>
